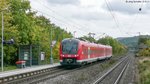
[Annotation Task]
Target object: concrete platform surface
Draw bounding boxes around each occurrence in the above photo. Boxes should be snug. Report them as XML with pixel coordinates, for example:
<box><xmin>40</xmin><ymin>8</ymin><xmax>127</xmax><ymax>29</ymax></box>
<box><xmin>0</xmin><ymin>63</ymin><xmax>60</xmax><ymax>78</ymax></box>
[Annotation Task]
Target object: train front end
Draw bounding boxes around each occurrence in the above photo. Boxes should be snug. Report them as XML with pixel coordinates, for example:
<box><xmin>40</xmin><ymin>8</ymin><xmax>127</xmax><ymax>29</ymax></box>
<box><xmin>59</xmin><ymin>38</ymin><xmax>80</xmax><ymax>66</ymax></box>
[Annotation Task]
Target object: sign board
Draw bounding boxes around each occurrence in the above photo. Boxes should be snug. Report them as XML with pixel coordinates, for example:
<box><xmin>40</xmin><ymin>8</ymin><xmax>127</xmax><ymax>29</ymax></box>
<box><xmin>24</xmin><ymin>52</ymin><xmax>29</xmax><ymax>60</ymax></box>
<box><xmin>51</xmin><ymin>40</ymin><xmax>56</xmax><ymax>47</ymax></box>
<box><xmin>41</xmin><ymin>52</ymin><xmax>45</xmax><ymax>60</ymax></box>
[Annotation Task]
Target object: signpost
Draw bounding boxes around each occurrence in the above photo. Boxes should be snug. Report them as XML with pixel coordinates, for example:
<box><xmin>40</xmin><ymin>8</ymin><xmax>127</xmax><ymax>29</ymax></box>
<box><xmin>50</xmin><ymin>40</ymin><xmax>56</xmax><ymax>64</ymax></box>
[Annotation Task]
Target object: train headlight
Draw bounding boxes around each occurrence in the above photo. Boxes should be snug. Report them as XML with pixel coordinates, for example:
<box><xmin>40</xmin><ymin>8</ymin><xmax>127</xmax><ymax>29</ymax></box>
<box><xmin>75</xmin><ymin>55</ymin><xmax>78</xmax><ymax>57</ymax></box>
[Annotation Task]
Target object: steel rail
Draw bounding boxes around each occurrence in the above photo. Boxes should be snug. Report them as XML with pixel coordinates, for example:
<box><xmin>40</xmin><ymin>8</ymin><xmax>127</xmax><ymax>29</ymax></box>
<box><xmin>93</xmin><ymin>56</ymin><xmax>129</xmax><ymax>84</ymax></box>
<box><xmin>113</xmin><ymin>60</ymin><xmax>130</xmax><ymax>84</ymax></box>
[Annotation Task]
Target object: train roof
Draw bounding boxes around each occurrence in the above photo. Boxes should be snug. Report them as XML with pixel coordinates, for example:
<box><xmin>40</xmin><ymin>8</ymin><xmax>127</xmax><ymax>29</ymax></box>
<box><xmin>62</xmin><ymin>38</ymin><xmax>112</xmax><ymax>48</ymax></box>
<box><xmin>61</xmin><ymin>38</ymin><xmax>80</xmax><ymax>42</ymax></box>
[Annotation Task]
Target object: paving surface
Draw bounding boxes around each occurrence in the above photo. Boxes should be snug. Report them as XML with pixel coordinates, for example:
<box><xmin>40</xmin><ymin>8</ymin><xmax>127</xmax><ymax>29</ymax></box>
<box><xmin>0</xmin><ymin>63</ymin><xmax>60</xmax><ymax>78</ymax></box>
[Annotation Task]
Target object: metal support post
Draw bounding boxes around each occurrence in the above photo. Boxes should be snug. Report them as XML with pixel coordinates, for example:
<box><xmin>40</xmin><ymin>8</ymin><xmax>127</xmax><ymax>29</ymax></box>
<box><xmin>30</xmin><ymin>45</ymin><xmax>32</xmax><ymax>66</ymax></box>
<box><xmin>1</xmin><ymin>12</ymin><xmax>4</xmax><ymax>71</ymax></box>
<box><xmin>50</xmin><ymin>28</ymin><xmax>53</xmax><ymax>64</ymax></box>
<box><xmin>73</xmin><ymin>31</ymin><xmax>76</xmax><ymax>38</ymax></box>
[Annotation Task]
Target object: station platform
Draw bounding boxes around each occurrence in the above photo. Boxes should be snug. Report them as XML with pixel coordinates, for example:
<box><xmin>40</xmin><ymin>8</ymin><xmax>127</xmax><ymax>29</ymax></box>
<box><xmin>0</xmin><ymin>63</ymin><xmax>60</xmax><ymax>78</ymax></box>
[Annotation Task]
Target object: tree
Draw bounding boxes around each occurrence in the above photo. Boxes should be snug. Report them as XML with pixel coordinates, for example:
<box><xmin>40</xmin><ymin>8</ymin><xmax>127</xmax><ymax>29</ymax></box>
<box><xmin>138</xmin><ymin>37</ymin><xmax>150</xmax><ymax>56</ymax></box>
<box><xmin>0</xmin><ymin>0</ymin><xmax>73</xmax><ymax>65</ymax></box>
<box><xmin>97</xmin><ymin>36</ymin><xmax>127</xmax><ymax>56</ymax></box>
<box><xmin>0</xmin><ymin>0</ymin><xmax>19</xmax><ymax>65</ymax></box>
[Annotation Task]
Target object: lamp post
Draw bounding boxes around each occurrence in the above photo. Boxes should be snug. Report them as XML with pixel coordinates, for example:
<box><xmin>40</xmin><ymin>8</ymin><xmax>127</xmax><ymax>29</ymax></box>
<box><xmin>1</xmin><ymin>11</ymin><xmax>4</xmax><ymax>72</ymax></box>
<box><xmin>50</xmin><ymin>27</ymin><xmax>53</xmax><ymax>64</ymax></box>
<box><xmin>105</xmin><ymin>34</ymin><xmax>110</xmax><ymax>45</ymax></box>
<box><xmin>73</xmin><ymin>31</ymin><xmax>76</xmax><ymax>38</ymax></box>
<box><xmin>88</xmin><ymin>32</ymin><xmax>95</xmax><ymax>38</ymax></box>
<box><xmin>1</xmin><ymin>9</ymin><xmax>14</xmax><ymax>72</ymax></box>
<box><xmin>95</xmin><ymin>33</ymin><xmax>105</xmax><ymax>40</ymax></box>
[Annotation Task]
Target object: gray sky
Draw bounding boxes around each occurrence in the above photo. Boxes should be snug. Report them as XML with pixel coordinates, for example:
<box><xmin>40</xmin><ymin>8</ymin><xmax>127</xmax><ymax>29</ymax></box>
<box><xmin>29</xmin><ymin>0</ymin><xmax>150</xmax><ymax>38</ymax></box>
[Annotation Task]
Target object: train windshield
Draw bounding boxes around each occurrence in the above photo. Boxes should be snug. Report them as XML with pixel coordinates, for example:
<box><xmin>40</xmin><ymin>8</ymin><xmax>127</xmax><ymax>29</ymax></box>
<box><xmin>62</xmin><ymin>40</ymin><xmax>78</xmax><ymax>54</ymax></box>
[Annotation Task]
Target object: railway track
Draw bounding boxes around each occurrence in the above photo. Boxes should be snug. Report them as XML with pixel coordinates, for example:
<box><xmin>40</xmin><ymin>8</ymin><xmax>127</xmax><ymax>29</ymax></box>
<box><xmin>1</xmin><ymin>66</ymin><xmax>62</xmax><ymax>84</ymax></box>
<box><xmin>93</xmin><ymin>56</ymin><xmax>130</xmax><ymax>84</ymax></box>
<box><xmin>1</xmin><ymin>55</ymin><xmax>125</xmax><ymax>84</ymax></box>
<box><xmin>31</xmin><ymin>56</ymin><xmax>124</xmax><ymax>84</ymax></box>
<box><xmin>5</xmin><ymin>61</ymin><xmax>103</xmax><ymax>84</ymax></box>
<box><xmin>29</xmin><ymin>61</ymin><xmax>106</xmax><ymax>84</ymax></box>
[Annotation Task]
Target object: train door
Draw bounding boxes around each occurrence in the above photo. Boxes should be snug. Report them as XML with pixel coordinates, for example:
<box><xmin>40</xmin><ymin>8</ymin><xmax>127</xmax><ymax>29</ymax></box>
<box><xmin>104</xmin><ymin>47</ymin><xmax>106</xmax><ymax>57</ymax></box>
<box><xmin>88</xmin><ymin>47</ymin><xmax>90</xmax><ymax>59</ymax></box>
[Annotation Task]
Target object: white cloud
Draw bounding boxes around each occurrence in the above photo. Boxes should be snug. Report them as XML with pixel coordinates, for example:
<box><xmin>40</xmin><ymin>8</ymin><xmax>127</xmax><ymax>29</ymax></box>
<box><xmin>46</xmin><ymin>0</ymin><xmax>80</xmax><ymax>5</ymax></box>
<box><xmin>29</xmin><ymin>0</ymin><xmax>150</xmax><ymax>38</ymax></box>
<box><xmin>102</xmin><ymin>0</ymin><xmax>150</xmax><ymax>15</ymax></box>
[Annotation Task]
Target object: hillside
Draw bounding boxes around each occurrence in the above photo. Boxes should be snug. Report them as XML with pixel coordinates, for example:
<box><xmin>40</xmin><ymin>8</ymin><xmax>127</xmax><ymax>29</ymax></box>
<box><xmin>117</xmin><ymin>36</ymin><xmax>139</xmax><ymax>49</ymax></box>
<box><xmin>117</xmin><ymin>35</ymin><xmax>150</xmax><ymax>50</ymax></box>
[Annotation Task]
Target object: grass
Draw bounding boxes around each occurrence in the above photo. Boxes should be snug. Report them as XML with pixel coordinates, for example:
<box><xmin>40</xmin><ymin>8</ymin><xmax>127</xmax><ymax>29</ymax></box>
<box><xmin>138</xmin><ymin>59</ymin><xmax>150</xmax><ymax>84</ymax></box>
<box><xmin>97</xmin><ymin>58</ymin><xmax>116</xmax><ymax>72</ymax></box>
<box><xmin>0</xmin><ymin>65</ymin><xmax>17</xmax><ymax>72</ymax></box>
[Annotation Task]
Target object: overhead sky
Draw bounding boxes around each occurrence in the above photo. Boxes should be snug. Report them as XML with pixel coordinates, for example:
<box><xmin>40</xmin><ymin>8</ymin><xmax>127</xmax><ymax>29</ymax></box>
<box><xmin>29</xmin><ymin>0</ymin><xmax>150</xmax><ymax>38</ymax></box>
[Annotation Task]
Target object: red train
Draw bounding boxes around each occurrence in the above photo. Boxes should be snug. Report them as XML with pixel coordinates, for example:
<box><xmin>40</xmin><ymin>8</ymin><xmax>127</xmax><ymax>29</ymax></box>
<box><xmin>59</xmin><ymin>38</ymin><xmax>112</xmax><ymax>66</ymax></box>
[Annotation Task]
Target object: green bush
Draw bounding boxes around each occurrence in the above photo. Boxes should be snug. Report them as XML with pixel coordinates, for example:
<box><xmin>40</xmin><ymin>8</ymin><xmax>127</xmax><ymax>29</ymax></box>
<box><xmin>139</xmin><ymin>60</ymin><xmax>150</xmax><ymax>84</ymax></box>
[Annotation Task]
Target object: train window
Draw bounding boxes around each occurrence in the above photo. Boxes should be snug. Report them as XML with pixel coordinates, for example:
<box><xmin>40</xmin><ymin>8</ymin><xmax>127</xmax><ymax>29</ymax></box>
<box><xmin>83</xmin><ymin>47</ymin><xmax>87</xmax><ymax>55</ymax></box>
<box><xmin>62</xmin><ymin>40</ymin><xmax>78</xmax><ymax>54</ymax></box>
